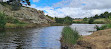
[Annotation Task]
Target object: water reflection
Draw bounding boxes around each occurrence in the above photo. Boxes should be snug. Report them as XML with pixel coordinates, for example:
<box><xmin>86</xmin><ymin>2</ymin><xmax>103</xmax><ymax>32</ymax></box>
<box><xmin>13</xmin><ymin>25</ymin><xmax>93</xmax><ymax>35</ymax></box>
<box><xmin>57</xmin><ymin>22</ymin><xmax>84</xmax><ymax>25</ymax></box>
<box><xmin>0</xmin><ymin>26</ymin><xmax>64</xmax><ymax>49</ymax></box>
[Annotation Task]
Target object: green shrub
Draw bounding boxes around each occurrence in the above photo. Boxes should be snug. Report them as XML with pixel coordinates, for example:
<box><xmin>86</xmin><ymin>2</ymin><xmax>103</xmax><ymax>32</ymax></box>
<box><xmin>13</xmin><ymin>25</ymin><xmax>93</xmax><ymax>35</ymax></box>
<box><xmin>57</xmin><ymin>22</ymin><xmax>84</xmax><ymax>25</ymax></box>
<box><xmin>0</xmin><ymin>12</ymin><xmax>7</xmax><ymax>29</ymax></box>
<box><xmin>62</xmin><ymin>26</ymin><xmax>80</xmax><ymax>45</ymax></box>
<box><xmin>88</xmin><ymin>18</ymin><xmax>94</xmax><ymax>24</ymax></box>
<box><xmin>95</xmin><ymin>24</ymin><xmax>111</xmax><ymax>31</ymax></box>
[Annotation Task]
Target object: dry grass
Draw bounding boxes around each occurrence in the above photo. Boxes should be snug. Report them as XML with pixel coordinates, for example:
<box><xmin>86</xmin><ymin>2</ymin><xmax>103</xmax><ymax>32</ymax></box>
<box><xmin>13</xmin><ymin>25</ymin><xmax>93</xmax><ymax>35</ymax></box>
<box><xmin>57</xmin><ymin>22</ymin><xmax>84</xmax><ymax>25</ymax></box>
<box><xmin>74</xmin><ymin>29</ymin><xmax>111</xmax><ymax>49</ymax></box>
<box><xmin>5</xmin><ymin>23</ymin><xmax>28</xmax><ymax>28</ymax></box>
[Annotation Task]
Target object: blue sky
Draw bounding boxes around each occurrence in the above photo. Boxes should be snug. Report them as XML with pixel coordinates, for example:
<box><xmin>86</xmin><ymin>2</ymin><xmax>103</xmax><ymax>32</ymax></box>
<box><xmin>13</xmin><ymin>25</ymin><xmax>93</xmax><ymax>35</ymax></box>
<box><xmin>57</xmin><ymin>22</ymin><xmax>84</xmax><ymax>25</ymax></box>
<box><xmin>30</xmin><ymin>0</ymin><xmax>111</xmax><ymax>18</ymax></box>
<box><xmin>30</xmin><ymin>0</ymin><xmax>62</xmax><ymax>7</ymax></box>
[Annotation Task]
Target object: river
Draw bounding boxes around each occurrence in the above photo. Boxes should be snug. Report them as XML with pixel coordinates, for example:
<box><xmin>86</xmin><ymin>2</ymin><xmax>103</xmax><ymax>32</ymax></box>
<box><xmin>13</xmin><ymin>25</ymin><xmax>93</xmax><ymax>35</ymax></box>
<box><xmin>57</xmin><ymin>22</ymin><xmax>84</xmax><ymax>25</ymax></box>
<box><xmin>0</xmin><ymin>24</ymin><xmax>102</xmax><ymax>49</ymax></box>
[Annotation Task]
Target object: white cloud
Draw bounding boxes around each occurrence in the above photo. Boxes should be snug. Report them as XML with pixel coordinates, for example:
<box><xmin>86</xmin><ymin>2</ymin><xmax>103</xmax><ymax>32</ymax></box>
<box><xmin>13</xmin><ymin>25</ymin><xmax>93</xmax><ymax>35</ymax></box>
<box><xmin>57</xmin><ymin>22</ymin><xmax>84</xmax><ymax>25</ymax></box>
<box><xmin>32</xmin><ymin>6</ymin><xmax>111</xmax><ymax>18</ymax></box>
<box><xmin>53</xmin><ymin>0</ymin><xmax>111</xmax><ymax>9</ymax></box>
<box><xmin>29</xmin><ymin>0</ymin><xmax>111</xmax><ymax>18</ymax></box>
<box><xmin>33</xmin><ymin>0</ymin><xmax>39</xmax><ymax>2</ymax></box>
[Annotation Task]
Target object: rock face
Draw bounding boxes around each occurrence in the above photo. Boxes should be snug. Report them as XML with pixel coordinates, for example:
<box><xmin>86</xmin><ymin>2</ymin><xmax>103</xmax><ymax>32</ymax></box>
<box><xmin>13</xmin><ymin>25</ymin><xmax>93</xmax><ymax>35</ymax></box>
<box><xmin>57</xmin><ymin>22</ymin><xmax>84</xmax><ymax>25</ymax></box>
<box><xmin>0</xmin><ymin>3</ymin><xmax>52</xmax><ymax>25</ymax></box>
<box><xmin>74</xmin><ymin>29</ymin><xmax>111</xmax><ymax>49</ymax></box>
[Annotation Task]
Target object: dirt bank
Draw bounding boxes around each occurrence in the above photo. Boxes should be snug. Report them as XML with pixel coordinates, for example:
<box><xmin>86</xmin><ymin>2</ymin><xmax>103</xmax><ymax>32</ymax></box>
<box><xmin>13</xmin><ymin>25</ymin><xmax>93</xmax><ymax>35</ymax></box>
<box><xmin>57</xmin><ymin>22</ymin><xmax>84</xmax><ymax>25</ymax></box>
<box><xmin>74</xmin><ymin>29</ymin><xmax>111</xmax><ymax>49</ymax></box>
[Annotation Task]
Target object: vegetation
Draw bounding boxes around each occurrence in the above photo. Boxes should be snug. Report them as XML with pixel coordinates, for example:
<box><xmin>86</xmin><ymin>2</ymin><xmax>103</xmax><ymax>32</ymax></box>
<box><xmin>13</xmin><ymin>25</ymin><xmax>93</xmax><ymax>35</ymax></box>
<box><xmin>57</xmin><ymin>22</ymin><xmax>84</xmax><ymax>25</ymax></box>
<box><xmin>46</xmin><ymin>15</ymin><xmax>54</xmax><ymax>20</ymax></box>
<box><xmin>0</xmin><ymin>12</ymin><xmax>7</xmax><ymax>29</ymax></box>
<box><xmin>0</xmin><ymin>12</ymin><xmax>28</xmax><ymax>29</ymax></box>
<box><xmin>88</xmin><ymin>11</ymin><xmax>111</xmax><ymax>24</ymax></box>
<box><xmin>73</xmin><ymin>11</ymin><xmax>111</xmax><ymax>24</ymax></box>
<box><xmin>88</xmin><ymin>18</ymin><xmax>94</xmax><ymax>24</ymax></box>
<box><xmin>0</xmin><ymin>0</ymin><xmax>30</xmax><ymax>10</ymax></box>
<box><xmin>7</xmin><ymin>0</ymin><xmax>30</xmax><ymax>6</ymax></box>
<box><xmin>61</xmin><ymin>26</ymin><xmax>80</xmax><ymax>45</ymax></box>
<box><xmin>83</xmin><ymin>17</ymin><xmax>88</xmax><ymax>21</ymax></box>
<box><xmin>92</xmin><ymin>11</ymin><xmax>111</xmax><ymax>19</ymax></box>
<box><xmin>55</xmin><ymin>16</ymin><xmax>73</xmax><ymax>25</ymax></box>
<box><xmin>95</xmin><ymin>16</ymin><xmax>111</xmax><ymax>30</ymax></box>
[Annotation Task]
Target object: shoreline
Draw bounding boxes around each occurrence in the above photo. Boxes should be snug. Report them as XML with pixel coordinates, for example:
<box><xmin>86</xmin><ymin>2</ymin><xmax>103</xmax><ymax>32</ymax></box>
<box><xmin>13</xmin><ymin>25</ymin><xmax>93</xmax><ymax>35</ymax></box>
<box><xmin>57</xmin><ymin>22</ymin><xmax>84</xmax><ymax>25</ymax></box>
<box><xmin>0</xmin><ymin>23</ymin><xmax>50</xmax><ymax>30</ymax></box>
<box><xmin>60</xmin><ymin>25</ymin><xmax>111</xmax><ymax>49</ymax></box>
<box><xmin>73</xmin><ymin>29</ymin><xmax>111</xmax><ymax>49</ymax></box>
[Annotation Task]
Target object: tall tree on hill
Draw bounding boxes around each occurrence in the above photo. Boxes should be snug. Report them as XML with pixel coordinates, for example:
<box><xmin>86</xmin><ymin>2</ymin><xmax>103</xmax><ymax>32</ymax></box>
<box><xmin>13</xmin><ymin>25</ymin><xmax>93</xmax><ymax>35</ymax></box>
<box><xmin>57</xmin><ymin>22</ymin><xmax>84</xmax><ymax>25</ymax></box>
<box><xmin>8</xmin><ymin>0</ymin><xmax>30</xmax><ymax>10</ymax></box>
<box><xmin>8</xmin><ymin>0</ymin><xmax>30</xmax><ymax>6</ymax></box>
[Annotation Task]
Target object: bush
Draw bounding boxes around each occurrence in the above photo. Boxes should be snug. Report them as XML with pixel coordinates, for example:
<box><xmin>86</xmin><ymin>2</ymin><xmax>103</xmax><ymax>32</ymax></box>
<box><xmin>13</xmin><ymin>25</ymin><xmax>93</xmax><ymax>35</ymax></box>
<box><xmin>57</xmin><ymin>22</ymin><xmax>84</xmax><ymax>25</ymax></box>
<box><xmin>95</xmin><ymin>24</ymin><xmax>111</xmax><ymax>31</ymax></box>
<box><xmin>88</xmin><ymin>18</ymin><xmax>94</xmax><ymax>24</ymax></box>
<box><xmin>62</xmin><ymin>26</ymin><xmax>80</xmax><ymax>45</ymax></box>
<box><xmin>11</xmin><ymin>1</ymin><xmax>22</xmax><ymax>10</ymax></box>
<box><xmin>0</xmin><ymin>12</ymin><xmax>7</xmax><ymax>29</ymax></box>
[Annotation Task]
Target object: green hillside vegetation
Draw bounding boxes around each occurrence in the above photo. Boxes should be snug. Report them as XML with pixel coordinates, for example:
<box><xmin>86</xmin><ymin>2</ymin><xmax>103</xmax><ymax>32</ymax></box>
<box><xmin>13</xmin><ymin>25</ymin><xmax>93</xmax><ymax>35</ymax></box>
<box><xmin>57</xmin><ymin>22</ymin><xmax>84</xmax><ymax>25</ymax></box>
<box><xmin>0</xmin><ymin>12</ymin><xmax>29</xmax><ymax>29</ymax></box>
<box><xmin>93</xmin><ymin>18</ymin><xmax>105</xmax><ymax>24</ymax></box>
<box><xmin>88</xmin><ymin>11</ymin><xmax>111</xmax><ymax>24</ymax></box>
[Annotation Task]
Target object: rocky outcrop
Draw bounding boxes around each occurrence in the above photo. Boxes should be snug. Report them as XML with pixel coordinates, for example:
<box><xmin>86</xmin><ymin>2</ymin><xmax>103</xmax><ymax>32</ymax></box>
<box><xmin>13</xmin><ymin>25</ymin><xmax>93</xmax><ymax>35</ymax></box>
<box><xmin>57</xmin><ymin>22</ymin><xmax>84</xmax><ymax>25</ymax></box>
<box><xmin>74</xmin><ymin>29</ymin><xmax>111</xmax><ymax>49</ymax></box>
<box><xmin>0</xmin><ymin>3</ymin><xmax>53</xmax><ymax>25</ymax></box>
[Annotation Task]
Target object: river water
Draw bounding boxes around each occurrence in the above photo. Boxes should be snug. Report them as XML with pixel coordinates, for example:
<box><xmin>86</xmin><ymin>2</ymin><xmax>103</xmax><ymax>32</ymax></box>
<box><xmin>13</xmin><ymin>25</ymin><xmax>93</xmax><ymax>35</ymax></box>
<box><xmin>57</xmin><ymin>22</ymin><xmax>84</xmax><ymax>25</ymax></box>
<box><xmin>0</xmin><ymin>24</ymin><xmax>102</xmax><ymax>49</ymax></box>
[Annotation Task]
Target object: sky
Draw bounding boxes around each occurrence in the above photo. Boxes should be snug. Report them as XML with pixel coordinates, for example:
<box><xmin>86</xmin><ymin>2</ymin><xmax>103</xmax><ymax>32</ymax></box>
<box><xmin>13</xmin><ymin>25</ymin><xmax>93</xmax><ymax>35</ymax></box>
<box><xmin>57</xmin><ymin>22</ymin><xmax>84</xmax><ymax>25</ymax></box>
<box><xmin>29</xmin><ymin>0</ymin><xmax>111</xmax><ymax>18</ymax></box>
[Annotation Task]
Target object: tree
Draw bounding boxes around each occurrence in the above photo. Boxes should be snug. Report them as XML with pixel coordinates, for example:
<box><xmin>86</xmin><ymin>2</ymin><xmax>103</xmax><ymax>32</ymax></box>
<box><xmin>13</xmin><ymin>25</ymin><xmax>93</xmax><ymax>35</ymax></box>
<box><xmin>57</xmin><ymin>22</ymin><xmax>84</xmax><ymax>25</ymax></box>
<box><xmin>93</xmin><ymin>14</ymin><xmax>99</xmax><ymax>19</ymax></box>
<box><xmin>64</xmin><ymin>16</ymin><xmax>73</xmax><ymax>24</ymax></box>
<box><xmin>0</xmin><ymin>12</ymin><xmax>7</xmax><ymax>29</ymax></box>
<box><xmin>8</xmin><ymin>0</ymin><xmax>30</xmax><ymax>10</ymax></box>
<box><xmin>9</xmin><ymin>0</ymin><xmax>30</xmax><ymax>6</ymax></box>
<box><xmin>46</xmin><ymin>15</ymin><xmax>54</xmax><ymax>20</ymax></box>
<box><xmin>88</xmin><ymin>18</ymin><xmax>94</xmax><ymax>24</ymax></box>
<box><xmin>83</xmin><ymin>17</ymin><xmax>88</xmax><ymax>21</ymax></box>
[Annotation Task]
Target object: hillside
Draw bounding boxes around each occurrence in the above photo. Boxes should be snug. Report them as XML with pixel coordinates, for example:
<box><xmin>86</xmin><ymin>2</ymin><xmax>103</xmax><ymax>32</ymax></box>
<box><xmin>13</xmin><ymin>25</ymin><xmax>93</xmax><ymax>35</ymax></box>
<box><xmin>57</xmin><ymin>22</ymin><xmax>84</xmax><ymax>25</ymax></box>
<box><xmin>0</xmin><ymin>3</ymin><xmax>52</xmax><ymax>26</ymax></box>
<box><xmin>73</xmin><ymin>29</ymin><xmax>111</xmax><ymax>49</ymax></box>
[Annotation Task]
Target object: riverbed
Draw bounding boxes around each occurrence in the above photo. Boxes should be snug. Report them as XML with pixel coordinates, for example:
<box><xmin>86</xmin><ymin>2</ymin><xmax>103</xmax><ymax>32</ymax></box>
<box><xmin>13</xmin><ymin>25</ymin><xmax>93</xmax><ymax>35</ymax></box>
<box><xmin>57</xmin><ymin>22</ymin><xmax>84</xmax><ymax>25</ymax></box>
<box><xmin>0</xmin><ymin>24</ymin><xmax>102</xmax><ymax>49</ymax></box>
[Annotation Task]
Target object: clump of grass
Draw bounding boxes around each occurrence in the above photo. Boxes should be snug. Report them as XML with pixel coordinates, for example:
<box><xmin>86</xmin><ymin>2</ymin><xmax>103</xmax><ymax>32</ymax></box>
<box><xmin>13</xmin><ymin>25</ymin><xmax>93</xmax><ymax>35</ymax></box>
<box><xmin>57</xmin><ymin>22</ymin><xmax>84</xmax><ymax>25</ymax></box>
<box><xmin>62</xmin><ymin>26</ymin><xmax>80</xmax><ymax>45</ymax></box>
<box><xmin>95</xmin><ymin>16</ymin><xmax>111</xmax><ymax>30</ymax></box>
<box><xmin>95</xmin><ymin>24</ymin><xmax>111</xmax><ymax>31</ymax></box>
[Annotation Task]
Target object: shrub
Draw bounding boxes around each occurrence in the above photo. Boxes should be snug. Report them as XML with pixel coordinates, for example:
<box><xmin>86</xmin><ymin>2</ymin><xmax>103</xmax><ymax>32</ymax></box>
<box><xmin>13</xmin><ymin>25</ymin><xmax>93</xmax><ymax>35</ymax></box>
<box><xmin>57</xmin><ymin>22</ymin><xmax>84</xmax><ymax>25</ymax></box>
<box><xmin>62</xmin><ymin>26</ymin><xmax>80</xmax><ymax>45</ymax></box>
<box><xmin>88</xmin><ymin>18</ymin><xmax>94</xmax><ymax>24</ymax></box>
<box><xmin>0</xmin><ymin>12</ymin><xmax>7</xmax><ymax>29</ymax></box>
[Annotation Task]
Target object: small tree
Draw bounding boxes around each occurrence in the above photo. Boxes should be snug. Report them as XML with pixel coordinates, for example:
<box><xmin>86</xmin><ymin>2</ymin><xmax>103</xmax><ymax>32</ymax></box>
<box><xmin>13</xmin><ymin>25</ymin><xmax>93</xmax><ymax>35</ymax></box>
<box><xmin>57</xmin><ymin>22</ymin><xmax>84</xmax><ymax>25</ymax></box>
<box><xmin>83</xmin><ymin>17</ymin><xmax>88</xmax><ymax>21</ymax></box>
<box><xmin>0</xmin><ymin>12</ymin><xmax>7</xmax><ymax>29</ymax></box>
<box><xmin>7</xmin><ymin>0</ymin><xmax>31</xmax><ymax>10</ymax></box>
<box><xmin>88</xmin><ymin>18</ymin><xmax>94</xmax><ymax>24</ymax></box>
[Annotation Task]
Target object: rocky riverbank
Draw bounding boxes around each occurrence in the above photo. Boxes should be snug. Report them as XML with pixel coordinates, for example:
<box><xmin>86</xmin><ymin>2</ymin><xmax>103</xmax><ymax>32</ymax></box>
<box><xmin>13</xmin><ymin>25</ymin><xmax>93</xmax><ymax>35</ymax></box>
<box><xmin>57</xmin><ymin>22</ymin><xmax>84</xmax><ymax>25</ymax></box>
<box><xmin>0</xmin><ymin>3</ymin><xmax>53</xmax><ymax>29</ymax></box>
<box><xmin>73</xmin><ymin>29</ymin><xmax>111</xmax><ymax>49</ymax></box>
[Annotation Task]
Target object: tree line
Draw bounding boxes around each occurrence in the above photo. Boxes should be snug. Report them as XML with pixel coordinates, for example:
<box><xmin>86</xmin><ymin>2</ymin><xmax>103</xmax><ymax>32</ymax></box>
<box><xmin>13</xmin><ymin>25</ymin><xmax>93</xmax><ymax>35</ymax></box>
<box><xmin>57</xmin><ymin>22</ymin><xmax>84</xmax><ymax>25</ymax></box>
<box><xmin>55</xmin><ymin>16</ymin><xmax>73</xmax><ymax>25</ymax></box>
<box><xmin>91</xmin><ymin>11</ymin><xmax>111</xmax><ymax>19</ymax></box>
<box><xmin>0</xmin><ymin>0</ymin><xmax>31</xmax><ymax>10</ymax></box>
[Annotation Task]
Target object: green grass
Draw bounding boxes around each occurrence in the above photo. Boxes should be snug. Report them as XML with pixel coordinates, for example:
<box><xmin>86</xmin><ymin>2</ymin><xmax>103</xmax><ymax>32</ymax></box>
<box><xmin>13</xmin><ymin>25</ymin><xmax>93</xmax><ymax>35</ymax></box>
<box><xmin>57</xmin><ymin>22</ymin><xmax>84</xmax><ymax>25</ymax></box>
<box><xmin>95</xmin><ymin>18</ymin><xmax>111</xmax><ymax>30</ymax></box>
<box><xmin>93</xmin><ymin>18</ymin><xmax>105</xmax><ymax>24</ymax></box>
<box><xmin>95</xmin><ymin>18</ymin><xmax>105</xmax><ymax>22</ymax></box>
<box><xmin>62</xmin><ymin>26</ymin><xmax>80</xmax><ymax>45</ymax></box>
<box><xmin>96</xmin><ymin>24</ymin><xmax>111</xmax><ymax>30</ymax></box>
<box><xmin>5</xmin><ymin>23</ymin><xmax>29</xmax><ymax>28</ymax></box>
<box><xmin>0</xmin><ymin>12</ymin><xmax>29</xmax><ymax>29</ymax></box>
